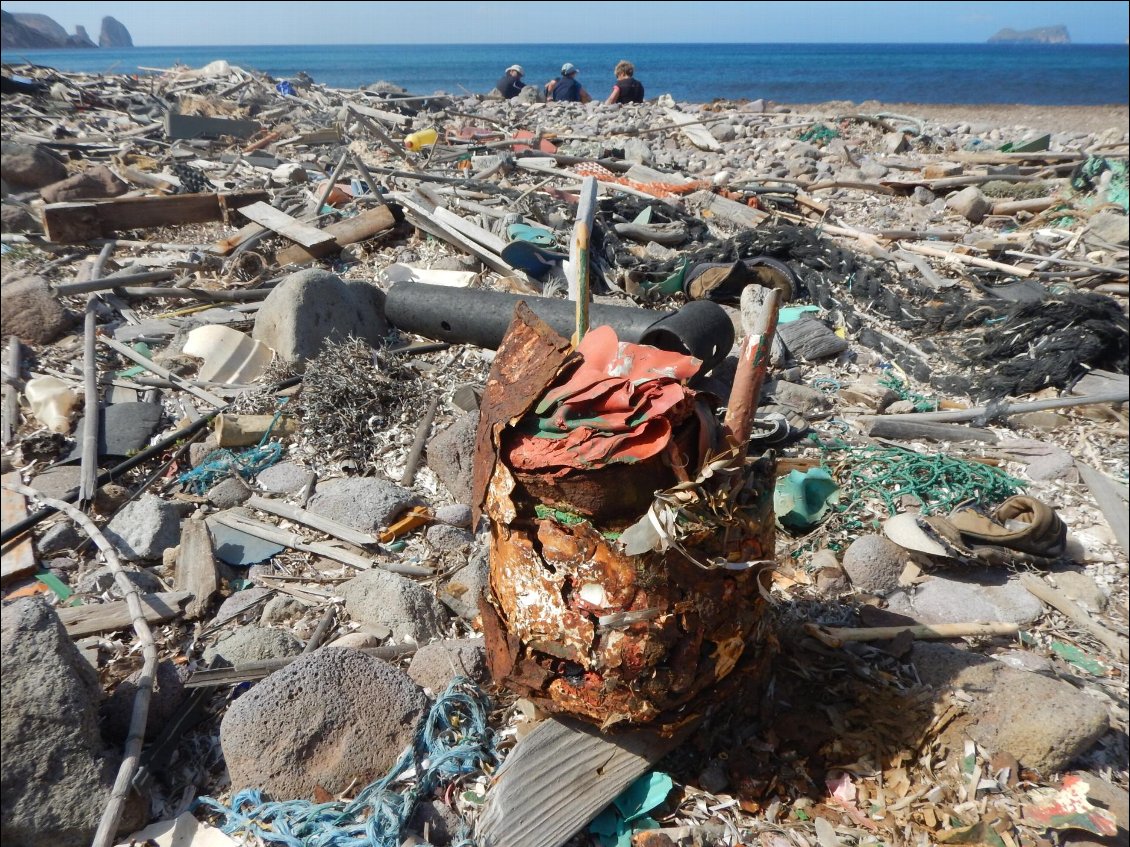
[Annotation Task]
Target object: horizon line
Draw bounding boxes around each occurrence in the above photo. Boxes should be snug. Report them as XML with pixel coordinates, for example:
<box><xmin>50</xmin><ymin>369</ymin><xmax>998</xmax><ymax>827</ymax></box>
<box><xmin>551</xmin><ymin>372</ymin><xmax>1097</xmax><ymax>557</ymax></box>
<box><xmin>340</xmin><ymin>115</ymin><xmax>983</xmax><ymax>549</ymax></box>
<box><xmin>5</xmin><ymin>40</ymin><xmax>1130</xmax><ymax>48</ymax></box>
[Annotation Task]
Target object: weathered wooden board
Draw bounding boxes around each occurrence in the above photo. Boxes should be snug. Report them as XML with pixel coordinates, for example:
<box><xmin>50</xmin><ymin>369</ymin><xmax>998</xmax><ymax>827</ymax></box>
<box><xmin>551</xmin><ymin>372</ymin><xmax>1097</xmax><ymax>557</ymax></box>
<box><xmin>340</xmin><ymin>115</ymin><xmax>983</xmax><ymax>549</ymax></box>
<box><xmin>57</xmin><ymin>591</ymin><xmax>192</xmax><ymax>638</ymax></box>
<box><xmin>236</xmin><ymin>201</ymin><xmax>335</xmax><ymax>248</ymax></box>
<box><xmin>475</xmin><ymin>716</ymin><xmax>681</xmax><ymax>847</ymax></box>
<box><xmin>175</xmin><ymin>518</ymin><xmax>218</xmax><ymax>620</ymax></box>
<box><xmin>43</xmin><ymin>190</ymin><xmax>269</xmax><ymax>242</ymax></box>
<box><xmin>0</xmin><ymin>473</ymin><xmax>36</xmax><ymax>585</ymax></box>
<box><xmin>275</xmin><ymin>204</ymin><xmax>397</xmax><ymax>266</ymax></box>
<box><xmin>165</xmin><ymin>111</ymin><xmax>261</xmax><ymax>140</ymax></box>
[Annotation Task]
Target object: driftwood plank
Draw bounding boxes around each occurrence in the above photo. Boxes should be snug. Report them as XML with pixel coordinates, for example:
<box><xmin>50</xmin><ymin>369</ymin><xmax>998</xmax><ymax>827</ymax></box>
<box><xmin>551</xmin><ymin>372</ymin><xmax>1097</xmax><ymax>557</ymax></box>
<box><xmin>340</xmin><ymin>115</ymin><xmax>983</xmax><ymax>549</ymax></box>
<box><xmin>176</xmin><ymin>518</ymin><xmax>218</xmax><ymax>620</ymax></box>
<box><xmin>1076</xmin><ymin>462</ymin><xmax>1130</xmax><ymax>556</ymax></box>
<box><xmin>688</xmin><ymin>189</ymin><xmax>769</xmax><ymax>227</ymax></box>
<box><xmin>275</xmin><ymin>205</ymin><xmax>396</xmax><ymax>266</ymax></box>
<box><xmin>165</xmin><ymin>112</ymin><xmax>260</xmax><ymax>140</ymax></box>
<box><xmin>1</xmin><ymin>473</ymin><xmax>37</xmax><ymax>585</ymax></box>
<box><xmin>236</xmin><ymin>201</ymin><xmax>335</xmax><ymax>248</ymax></box>
<box><xmin>57</xmin><ymin>591</ymin><xmax>192</xmax><ymax>638</ymax></box>
<box><xmin>42</xmin><ymin>191</ymin><xmax>270</xmax><ymax>242</ymax></box>
<box><xmin>475</xmin><ymin>717</ymin><xmax>680</xmax><ymax>847</ymax></box>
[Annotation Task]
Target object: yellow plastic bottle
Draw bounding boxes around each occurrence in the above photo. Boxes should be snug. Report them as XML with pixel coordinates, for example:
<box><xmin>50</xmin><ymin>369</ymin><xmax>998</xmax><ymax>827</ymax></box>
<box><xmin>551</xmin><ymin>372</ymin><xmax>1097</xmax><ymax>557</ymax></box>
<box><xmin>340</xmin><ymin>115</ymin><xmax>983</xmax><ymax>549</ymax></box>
<box><xmin>404</xmin><ymin>127</ymin><xmax>438</xmax><ymax>152</ymax></box>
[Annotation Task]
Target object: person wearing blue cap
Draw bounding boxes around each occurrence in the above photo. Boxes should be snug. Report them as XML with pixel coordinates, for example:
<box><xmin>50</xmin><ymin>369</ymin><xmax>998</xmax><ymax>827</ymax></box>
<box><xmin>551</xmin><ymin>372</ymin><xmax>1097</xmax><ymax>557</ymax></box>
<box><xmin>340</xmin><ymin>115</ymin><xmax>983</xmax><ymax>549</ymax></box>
<box><xmin>545</xmin><ymin>63</ymin><xmax>592</xmax><ymax>103</ymax></box>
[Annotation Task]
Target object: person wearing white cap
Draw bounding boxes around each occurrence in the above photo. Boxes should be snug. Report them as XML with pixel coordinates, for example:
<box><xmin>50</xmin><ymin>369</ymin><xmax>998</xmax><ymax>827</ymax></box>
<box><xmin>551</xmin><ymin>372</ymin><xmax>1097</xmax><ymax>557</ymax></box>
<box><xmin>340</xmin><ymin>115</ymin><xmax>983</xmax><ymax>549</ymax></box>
<box><xmin>545</xmin><ymin>62</ymin><xmax>591</xmax><ymax>103</ymax></box>
<box><xmin>496</xmin><ymin>64</ymin><xmax>526</xmax><ymax>99</ymax></box>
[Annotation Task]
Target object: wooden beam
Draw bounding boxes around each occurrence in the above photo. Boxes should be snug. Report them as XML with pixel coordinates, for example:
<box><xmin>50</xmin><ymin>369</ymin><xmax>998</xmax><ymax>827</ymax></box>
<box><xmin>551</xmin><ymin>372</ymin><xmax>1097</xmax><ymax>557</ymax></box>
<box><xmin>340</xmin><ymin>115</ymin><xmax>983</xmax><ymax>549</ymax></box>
<box><xmin>175</xmin><ymin>518</ymin><xmax>218</xmax><ymax>620</ymax></box>
<box><xmin>236</xmin><ymin>201</ymin><xmax>335</xmax><ymax>249</ymax></box>
<box><xmin>475</xmin><ymin>717</ymin><xmax>682</xmax><ymax>847</ymax></box>
<box><xmin>0</xmin><ymin>473</ymin><xmax>36</xmax><ymax>586</ymax></box>
<box><xmin>165</xmin><ymin>112</ymin><xmax>261</xmax><ymax>141</ymax></box>
<box><xmin>42</xmin><ymin>190</ymin><xmax>270</xmax><ymax>243</ymax></box>
<box><xmin>57</xmin><ymin>591</ymin><xmax>192</xmax><ymax>638</ymax></box>
<box><xmin>275</xmin><ymin>204</ymin><xmax>396</xmax><ymax>266</ymax></box>
<box><xmin>688</xmin><ymin>189</ymin><xmax>769</xmax><ymax>227</ymax></box>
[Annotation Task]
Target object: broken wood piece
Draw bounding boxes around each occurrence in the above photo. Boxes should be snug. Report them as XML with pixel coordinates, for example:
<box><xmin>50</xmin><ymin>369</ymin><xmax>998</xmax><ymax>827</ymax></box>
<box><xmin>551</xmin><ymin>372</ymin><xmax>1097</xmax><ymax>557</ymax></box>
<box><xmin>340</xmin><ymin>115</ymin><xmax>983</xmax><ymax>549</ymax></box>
<box><xmin>275</xmin><ymin>204</ymin><xmax>396</xmax><ymax>266</ymax></box>
<box><xmin>184</xmin><ymin>643</ymin><xmax>417</xmax><ymax>687</ymax></box>
<box><xmin>1019</xmin><ymin>573</ymin><xmax>1128</xmax><ymax>660</ymax></box>
<box><xmin>214</xmin><ymin>413</ymin><xmax>299</xmax><ymax>447</ymax></box>
<box><xmin>863</xmin><ymin>419</ymin><xmax>1000</xmax><ymax>443</ymax></box>
<box><xmin>400</xmin><ymin>397</ymin><xmax>439</xmax><ymax>486</ymax></box>
<box><xmin>57</xmin><ymin>591</ymin><xmax>192</xmax><ymax>638</ymax></box>
<box><xmin>433</xmin><ymin>206</ymin><xmax>509</xmax><ymax>254</ymax></box>
<box><xmin>1075</xmin><ymin>462</ymin><xmax>1130</xmax><ymax>557</ymax></box>
<box><xmin>857</xmin><ymin>389</ymin><xmax>1129</xmax><ymax>426</ymax></box>
<box><xmin>990</xmin><ymin>196</ymin><xmax>1057</xmax><ymax>216</ymax></box>
<box><xmin>165</xmin><ymin>111</ymin><xmax>261</xmax><ymax>141</ymax></box>
<box><xmin>175</xmin><ymin>518</ymin><xmax>218</xmax><ymax>620</ymax></box>
<box><xmin>0</xmin><ymin>473</ymin><xmax>36</xmax><ymax>585</ymax></box>
<box><xmin>898</xmin><ymin>242</ymin><xmax>1033</xmax><ymax>277</ymax></box>
<box><xmin>804</xmin><ymin>621</ymin><xmax>1019</xmax><ymax>648</ymax></box>
<box><xmin>663</xmin><ymin>108</ymin><xmax>722</xmax><ymax>152</ymax></box>
<box><xmin>687</xmin><ymin>189</ymin><xmax>770</xmax><ymax>227</ymax></box>
<box><xmin>288</xmin><ymin>127</ymin><xmax>343</xmax><ymax>146</ymax></box>
<box><xmin>236</xmin><ymin>201</ymin><xmax>336</xmax><ymax>249</ymax></box>
<box><xmin>42</xmin><ymin>190</ymin><xmax>269</xmax><ymax>243</ymax></box>
<box><xmin>246</xmin><ymin>495</ymin><xmax>381</xmax><ymax>548</ymax></box>
<box><xmin>1</xmin><ymin>338</ymin><xmax>20</xmax><ymax>447</ymax></box>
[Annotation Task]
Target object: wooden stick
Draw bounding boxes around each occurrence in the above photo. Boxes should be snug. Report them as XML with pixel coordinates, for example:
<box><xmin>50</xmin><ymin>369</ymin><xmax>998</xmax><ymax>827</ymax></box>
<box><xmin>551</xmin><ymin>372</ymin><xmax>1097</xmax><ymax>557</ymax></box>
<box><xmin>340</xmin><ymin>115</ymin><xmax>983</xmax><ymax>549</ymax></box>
<box><xmin>98</xmin><ymin>335</ymin><xmax>226</xmax><ymax>408</ymax></box>
<box><xmin>245</xmin><ymin>494</ymin><xmax>380</xmax><ymax>548</ymax></box>
<box><xmin>2</xmin><ymin>338</ymin><xmax>21</xmax><ymax>447</ymax></box>
<box><xmin>210</xmin><ymin>512</ymin><xmax>429</xmax><ymax>576</ymax></box>
<box><xmin>348</xmin><ymin>150</ymin><xmax>389</xmax><ymax>207</ymax></box>
<box><xmin>302</xmin><ymin>605</ymin><xmax>337</xmax><ymax>654</ymax></box>
<box><xmin>569</xmin><ymin>176</ymin><xmax>598</xmax><ymax>343</ymax></box>
<box><xmin>79</xmin><ymin>242</ymin><xmax>113</xmax><ymax>506</ymax></box>
<box><xmin>400</xmin><ymin>396</ymin><xmax>439</xmax><ymax>486</ymax></box>
<box><xmin>856</xmin><ymin>389</ymin><xmax>1129</xmax><ymax>425</ymax></box>
<box><xmin>804</xmin><ymin>621</ymin><xmax>1019</xmax><ymax>648</ymax></box>
<box><xmin>1019</xmin><ymin>573</ymin><xmax>1128</xmax><ymax>660</ymax></box>
<box><xmin>315</xmin><ymin>149</ymin><xmax>350</xmax><ymax>214</ymax></box>
<box><xmin>899</xmin><ymin>242</ymin><xmax>1033</xmax><ymax>278</ymax></box>
<box><xmin>2</xmin><ymin>483</ymin><xmax>159</xmax><ymax>847</ymax></box>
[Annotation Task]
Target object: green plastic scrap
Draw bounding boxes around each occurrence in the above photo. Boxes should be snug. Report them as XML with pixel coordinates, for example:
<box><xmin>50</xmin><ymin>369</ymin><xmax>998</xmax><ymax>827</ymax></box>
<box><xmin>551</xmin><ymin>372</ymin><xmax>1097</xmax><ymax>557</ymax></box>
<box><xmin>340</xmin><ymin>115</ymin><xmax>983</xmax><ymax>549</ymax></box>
<box><xmin>590</xmin><ymin>771</ymin><xmax>673</xmax><ymax>847</ymax></box>
<box><xmin>534</xmin><ymin>504</ymin><xmax>588</xmax><ymax>527</ymax></box>
<box><xmin>798</xmin><ymin>124</ymin><xmax>840</xmax><ymax>144</ymax></box>
<box><xmin>36</xmin><ymin>571</ymin><xmax>80</xmax><ymax>605</ymax></box>
<box><xmin>773</xmin><ymin>467</ymin><xmax>841</xmax><ymax>531</ymax></box>
<box><xmin>116</xmin><ymin>341</ymin><xmax>152</xmax><ymax>378</ymax></box>
<box><xmin>1050</xmin><ymin>641</ymin><xmax>1110</xmax><ymax>676</ymax></box>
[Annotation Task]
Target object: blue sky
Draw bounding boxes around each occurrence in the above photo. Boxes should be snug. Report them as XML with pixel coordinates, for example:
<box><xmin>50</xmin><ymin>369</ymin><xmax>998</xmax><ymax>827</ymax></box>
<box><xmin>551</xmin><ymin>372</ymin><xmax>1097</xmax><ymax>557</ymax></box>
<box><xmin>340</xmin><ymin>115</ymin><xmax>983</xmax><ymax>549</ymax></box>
<box><xmin>2</xmin><ymin>0</ymin><xmax>1128</xmax><ymax>45</ymax></box>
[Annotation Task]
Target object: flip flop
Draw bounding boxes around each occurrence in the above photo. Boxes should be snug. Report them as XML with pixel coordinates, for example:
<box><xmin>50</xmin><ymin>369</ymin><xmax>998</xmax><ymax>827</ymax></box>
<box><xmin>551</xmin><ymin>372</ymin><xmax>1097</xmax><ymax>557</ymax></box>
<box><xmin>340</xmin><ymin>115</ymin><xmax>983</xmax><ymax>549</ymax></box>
<box><xmin>505</xmin><ymin>222</ymin><xmax>556</xmax><ymax>247</ymax></box>
<box><xmin>500</xmin><ymin>241</ymin><xmax>568</xmax><ymax>278</ymax></box>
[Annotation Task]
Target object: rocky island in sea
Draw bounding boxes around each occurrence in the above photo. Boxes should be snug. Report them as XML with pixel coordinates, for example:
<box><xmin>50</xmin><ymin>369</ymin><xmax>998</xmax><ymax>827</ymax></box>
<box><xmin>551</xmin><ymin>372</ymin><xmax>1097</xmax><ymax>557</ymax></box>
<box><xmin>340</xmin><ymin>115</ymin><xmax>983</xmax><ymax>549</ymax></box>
<box><xmin>988</xmin><ymin>25</ymin><xmax>1071</xmax><ymax>44</ymax></box>
<box><xmin>0</xmin><ymin>11</ymin><xmax>133</xmax><ymax>49</ymax></box>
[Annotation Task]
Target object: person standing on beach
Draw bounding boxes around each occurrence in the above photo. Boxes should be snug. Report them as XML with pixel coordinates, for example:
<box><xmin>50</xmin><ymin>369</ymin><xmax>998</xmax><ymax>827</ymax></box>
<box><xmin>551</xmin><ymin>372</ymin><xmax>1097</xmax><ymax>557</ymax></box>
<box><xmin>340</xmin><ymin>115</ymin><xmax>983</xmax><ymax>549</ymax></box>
<box><xmin>545</xmin><ymin>63</ymin><xmax>591</xmax><ymax>103</ymax></box>
<box><xmin>606</xmin><ymin>60</ymin><xmax>644</xmax><ymax>104</ymax></box>
<box><xmin>495</xmin><ymin>64</ymin><xmax>526</xmax><ymax>99</ymax></box>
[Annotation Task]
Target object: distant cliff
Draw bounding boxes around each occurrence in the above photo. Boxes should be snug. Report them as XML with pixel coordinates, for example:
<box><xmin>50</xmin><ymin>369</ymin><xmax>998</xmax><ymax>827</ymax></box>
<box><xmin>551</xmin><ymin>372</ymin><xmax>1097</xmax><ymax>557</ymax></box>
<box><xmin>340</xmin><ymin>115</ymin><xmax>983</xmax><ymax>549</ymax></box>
<box><xmin>99</xmin><ymin>16</ymin><xmax>133</xmax><ymax>48</ymax></box>
<box><xmin>1</xmin><ymin>11</ymin><xmax>132</xmax><ymax>49</ymax></box>
<box><xmin>988</xmin><ymin>25</ymin><xmax>1071</xmax><ymax>44</ymax></box>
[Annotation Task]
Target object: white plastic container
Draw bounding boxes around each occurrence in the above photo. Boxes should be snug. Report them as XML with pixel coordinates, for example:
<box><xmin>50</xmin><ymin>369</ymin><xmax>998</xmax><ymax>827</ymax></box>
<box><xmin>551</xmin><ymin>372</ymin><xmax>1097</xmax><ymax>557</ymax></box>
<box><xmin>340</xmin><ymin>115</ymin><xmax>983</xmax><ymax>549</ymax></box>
<box><xmin>24</xmin><ymin>376</ymin><xmax>79</xmax><ymax>433</ymax></box>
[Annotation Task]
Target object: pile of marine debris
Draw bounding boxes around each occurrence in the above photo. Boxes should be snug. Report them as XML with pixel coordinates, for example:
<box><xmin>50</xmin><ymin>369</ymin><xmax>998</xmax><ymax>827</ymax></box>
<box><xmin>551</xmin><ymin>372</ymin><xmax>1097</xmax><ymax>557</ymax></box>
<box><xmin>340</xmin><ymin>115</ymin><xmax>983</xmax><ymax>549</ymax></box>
<box><xmin>1</xmin><ymin>60</ymin><xmax>1127</xmax><ymax>847</ymax></box>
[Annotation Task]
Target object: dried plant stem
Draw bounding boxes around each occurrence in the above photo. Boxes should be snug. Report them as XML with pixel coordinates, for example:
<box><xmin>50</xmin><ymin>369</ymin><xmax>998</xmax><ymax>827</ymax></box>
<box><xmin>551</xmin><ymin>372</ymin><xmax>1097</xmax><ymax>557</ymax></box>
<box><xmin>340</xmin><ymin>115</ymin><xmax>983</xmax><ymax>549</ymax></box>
<box><xmin>2</xmin><ymin>483</ymin><xmax>157</xmax><ymax>847</ymax></box>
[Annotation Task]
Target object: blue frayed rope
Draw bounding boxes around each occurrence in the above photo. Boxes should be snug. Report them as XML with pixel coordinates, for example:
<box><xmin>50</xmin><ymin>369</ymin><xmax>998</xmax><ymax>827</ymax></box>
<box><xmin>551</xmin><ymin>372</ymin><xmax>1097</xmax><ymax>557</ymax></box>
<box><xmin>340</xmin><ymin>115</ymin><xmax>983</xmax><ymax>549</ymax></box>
<box><xmin>195</xmin><ymin>677</ymin><xmax>497</xmax><ymax>847</ymax></box>
<box><xmin>177</xmin><ymin>406</ymin><xmax>286</xmax><ymax>494</ymax></box>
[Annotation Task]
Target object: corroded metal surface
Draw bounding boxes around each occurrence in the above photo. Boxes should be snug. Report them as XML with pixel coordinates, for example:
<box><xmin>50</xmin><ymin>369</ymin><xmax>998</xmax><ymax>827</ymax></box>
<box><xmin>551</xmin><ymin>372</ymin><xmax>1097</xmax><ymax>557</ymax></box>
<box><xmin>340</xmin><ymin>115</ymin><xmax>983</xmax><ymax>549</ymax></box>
<box><xmin>478</xmin><ymin>308</ymin><xmax>777</xmax><ymax>732</ymax></box>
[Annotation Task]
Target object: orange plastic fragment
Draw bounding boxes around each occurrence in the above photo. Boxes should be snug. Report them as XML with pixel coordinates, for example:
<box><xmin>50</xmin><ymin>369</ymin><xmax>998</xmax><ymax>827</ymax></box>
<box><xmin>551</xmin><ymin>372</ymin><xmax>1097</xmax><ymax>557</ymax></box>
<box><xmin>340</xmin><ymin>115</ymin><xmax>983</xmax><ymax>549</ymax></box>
<box><xmin>378</xmin><ymin>506</ymin><xmax>433</xmax><ymax>543</ymax></box>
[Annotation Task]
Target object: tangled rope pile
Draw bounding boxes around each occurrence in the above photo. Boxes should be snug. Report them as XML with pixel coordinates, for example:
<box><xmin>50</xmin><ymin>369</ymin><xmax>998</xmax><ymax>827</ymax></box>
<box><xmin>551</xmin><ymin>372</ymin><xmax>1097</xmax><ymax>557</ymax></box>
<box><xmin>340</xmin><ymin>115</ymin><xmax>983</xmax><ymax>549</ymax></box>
<box><xmin>196</xmin><ymin>677</ymin><xmax>497</xmax><ymax>847</ymax></box>
<box><xmin>177</xmin><ymin>408</ymin><xmax>286</xmax><ymax>494</ymax></box>
<box><xmin>813</xmin><ymin>435</ymin><xmax>1025</xmax><ymax>526</ymax></box>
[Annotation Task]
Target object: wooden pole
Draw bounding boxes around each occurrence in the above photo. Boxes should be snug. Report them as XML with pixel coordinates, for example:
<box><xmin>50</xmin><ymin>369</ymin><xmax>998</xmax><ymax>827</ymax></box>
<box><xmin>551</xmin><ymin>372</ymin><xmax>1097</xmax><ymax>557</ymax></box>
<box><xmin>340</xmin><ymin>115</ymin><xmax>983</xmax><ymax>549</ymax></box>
<box><xmin>725</xmin><ymin>287</ymin><xmax>782</xmax><ymax>445</ymax></box>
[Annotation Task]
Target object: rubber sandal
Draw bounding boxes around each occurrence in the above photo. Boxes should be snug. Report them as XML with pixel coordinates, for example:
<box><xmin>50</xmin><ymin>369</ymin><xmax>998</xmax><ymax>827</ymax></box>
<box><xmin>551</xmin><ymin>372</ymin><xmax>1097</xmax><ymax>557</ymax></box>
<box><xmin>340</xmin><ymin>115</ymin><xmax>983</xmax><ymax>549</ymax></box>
<box><xmin>947</xmin><ymin>495</ymin><xmax>1067</xmax><ymax>558</ymax></box>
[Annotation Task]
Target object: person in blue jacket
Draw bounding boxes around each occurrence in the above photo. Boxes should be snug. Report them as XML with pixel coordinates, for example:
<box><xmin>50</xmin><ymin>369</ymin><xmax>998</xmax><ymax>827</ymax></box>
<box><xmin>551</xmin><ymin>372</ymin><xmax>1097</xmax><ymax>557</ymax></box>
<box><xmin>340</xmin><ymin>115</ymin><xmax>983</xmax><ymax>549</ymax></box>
<box><xmin>495</xmin><ymin>64</ymin><xmax>525</xmax><ymax>99</ymax></box>
<box><xmin>545</xmin><ymin>63</ymin><xmax>592</xmax><ymax>103</ymax></box>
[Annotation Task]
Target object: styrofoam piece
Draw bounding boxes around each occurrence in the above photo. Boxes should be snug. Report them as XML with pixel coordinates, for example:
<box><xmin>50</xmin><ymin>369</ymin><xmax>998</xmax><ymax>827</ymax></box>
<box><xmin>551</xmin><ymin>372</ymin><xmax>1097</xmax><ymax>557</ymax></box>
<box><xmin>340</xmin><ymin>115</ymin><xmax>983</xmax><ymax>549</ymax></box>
<box><xmin>183</xmin><ymin>325</ymin><xmax>273</xmax><ymax>385</ymax></box>
<box><xmin>384</xmin><ymin>263</ymin><xmax>477</xmax><ymax>288</ymax></box>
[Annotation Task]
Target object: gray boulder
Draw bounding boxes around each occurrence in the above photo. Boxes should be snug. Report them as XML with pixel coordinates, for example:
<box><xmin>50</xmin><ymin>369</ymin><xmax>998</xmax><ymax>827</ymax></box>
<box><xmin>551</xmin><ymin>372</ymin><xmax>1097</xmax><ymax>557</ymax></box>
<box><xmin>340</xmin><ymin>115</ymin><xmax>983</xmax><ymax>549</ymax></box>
<box><xmin>842</xmin><ymin>535</ymin><xmax>906</xmax><ymax>594</ymax></box>
<box><xmin>900</xmin><ymin>570</ymin><xmax>1045</xmax><ymax>625</ymax></box>
<box><xmin>203</xmin><ymin>625</ymin><xmax>303</xmax><ymax>666</ymax></box>
<box><xmin>438</xmin><ymin>550</ymin><xmax>489</xmax><ymax>622</ymax></box>
<box><xmin>212</xmin><ymin>586</ymin><xmax>274</xmax><ymax>624</ymax></box>
<box><xmin>220</xmin><ymin>648</ymin><xmax>427</xmax><ymax>797</ymax></box>
<box><xmin>1</xmin><ymin>203</ymin><xmax>38</xmax><ymax>233</ymax></box>
<box><xmin>102</xmin><ymin>493</ymin><xmax>187</xmax><ymax>561</ymax></box>
<box><xmin>207</xmin><ymin>475</ymin><xmax>253</xmax><ymax>508</ymax></box>
<box><xmin>912</xmin><ymin>642</ymin><xmax>1109</xmax><ymax>774</ymax></box>
<box><xmin>1</xmin><ymin>598</ymin><xmax>145</xmax><ymax>847</ymax></box>
<box><xmin>37</xmin><ymin>520</ymin><xmax>82</xmax><ymax>556</ymax></box>
<box><xmin>256</xmin><ymin>461</ymin><xmax>314</xmax><ymax>495</ymax></box>
<box><xmin>426</xmin><ymin>412</ymin><xmax>479</xmax><ymax>503</ymax></box>
<box><xmin>251</xmin><ymin>269</ymin><xmax>389</xmax><ymax>367</ymax></box>
<box><xmin>1</xmin><ymin>274</ymin><xmax>71</xmax><ymax>344</ymax></box>
<box><xmin>434</xmin><ymin>503</ymin><xmax>473</xmax><ymax>528</ymax></box>
<box><xmin>338</xmin><ymin>568</ymin><xmax>450</xmax><ymax>643</ymax></box>
<box><xmin>945</xmin><ymin>185</ymin><xmax>992</xmax><ymax>223</ymax></box>
<box><xmin>1</xmin><ymin>141</ymin><xmax>67</xmax><ymax>190</ymax></box>
<box><xmin>426</xmin><ymin>523</ymin><xmax>474</xmax><ymax>553</ymax></box>
<box><xmin>307</xmin><ymin>476</ymin><xmax>418</xmax><ymax>533</ymax></box>
<box><xmin>408</xmin><ymin>638</ymin><xmax>488</xmax><ymax>693</ymax></box>
<box><xmin>75</xmin><ymin>563</ymin><xmax>164</xmax><ymax>598</ymax></box>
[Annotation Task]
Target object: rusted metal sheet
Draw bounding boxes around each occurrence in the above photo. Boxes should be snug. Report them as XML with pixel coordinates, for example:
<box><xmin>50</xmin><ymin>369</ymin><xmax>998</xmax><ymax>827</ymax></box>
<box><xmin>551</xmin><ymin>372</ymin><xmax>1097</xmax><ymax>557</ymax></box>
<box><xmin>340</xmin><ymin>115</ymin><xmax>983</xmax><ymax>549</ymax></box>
<box><xmin>470</xmin><ymin>302</ymin><xmax>577</xmax><ymax>527</ymax></box>
<box><xmin>478</xmin><ymin>310</ymin><xmax>778</xmax><ymax>733</ymax></box>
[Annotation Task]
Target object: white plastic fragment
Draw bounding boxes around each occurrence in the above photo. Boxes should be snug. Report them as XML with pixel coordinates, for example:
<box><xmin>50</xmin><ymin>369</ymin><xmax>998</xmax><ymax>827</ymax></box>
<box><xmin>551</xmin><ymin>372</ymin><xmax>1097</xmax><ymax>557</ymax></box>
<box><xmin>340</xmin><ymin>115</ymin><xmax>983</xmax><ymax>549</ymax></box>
<box><xmin>183</xmin><ymin>325</ymin><xmax>274</xmax><ymax>385</ymax></box>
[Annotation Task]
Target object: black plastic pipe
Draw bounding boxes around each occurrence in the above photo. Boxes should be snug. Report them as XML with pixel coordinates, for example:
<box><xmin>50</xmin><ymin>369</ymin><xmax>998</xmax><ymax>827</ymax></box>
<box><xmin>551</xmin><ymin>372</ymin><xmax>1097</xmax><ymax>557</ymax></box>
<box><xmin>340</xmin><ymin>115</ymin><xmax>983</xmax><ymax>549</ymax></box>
<box><xmin>384</xmin><ymin>282</ymin><xmax>734</xmax><ymax>371</ymax></box>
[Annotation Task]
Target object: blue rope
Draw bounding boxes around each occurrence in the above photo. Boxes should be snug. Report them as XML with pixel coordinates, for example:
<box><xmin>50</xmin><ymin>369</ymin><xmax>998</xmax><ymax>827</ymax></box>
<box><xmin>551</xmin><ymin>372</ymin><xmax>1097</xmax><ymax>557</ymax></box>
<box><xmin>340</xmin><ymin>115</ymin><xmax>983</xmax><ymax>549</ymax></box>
<box><xmin>178</xmin><ymin>406</ymin><xmax>287</xmax><ymax>494</ymax></box>
<box><xmin>196</xmin><ymin>677</ymin><xmax>496</xmax><ymax>847</ymax></box>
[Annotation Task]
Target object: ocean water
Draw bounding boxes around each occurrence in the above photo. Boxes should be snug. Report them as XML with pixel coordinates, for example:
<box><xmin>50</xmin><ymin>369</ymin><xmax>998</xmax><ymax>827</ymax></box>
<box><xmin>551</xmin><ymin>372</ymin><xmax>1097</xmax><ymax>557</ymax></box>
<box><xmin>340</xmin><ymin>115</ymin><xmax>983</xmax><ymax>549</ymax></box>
<box><xmin>3</xmin><ymin>42</ymin><xmax>1127</xmax><ymax>105</ymax></box>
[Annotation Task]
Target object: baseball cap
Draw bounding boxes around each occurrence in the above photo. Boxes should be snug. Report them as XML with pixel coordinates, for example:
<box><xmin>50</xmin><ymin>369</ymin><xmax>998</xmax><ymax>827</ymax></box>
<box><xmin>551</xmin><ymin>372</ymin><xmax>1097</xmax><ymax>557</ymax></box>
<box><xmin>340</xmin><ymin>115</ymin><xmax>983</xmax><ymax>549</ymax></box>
<box><xmin>507</xmin><ymin>65</ymin><xmax>524</xmax><ymax>75</ymax></box>
<box><xmin>561</xmin><ymin>63</ymin><xmax>578</xmax><ymax>75</ymax></box>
